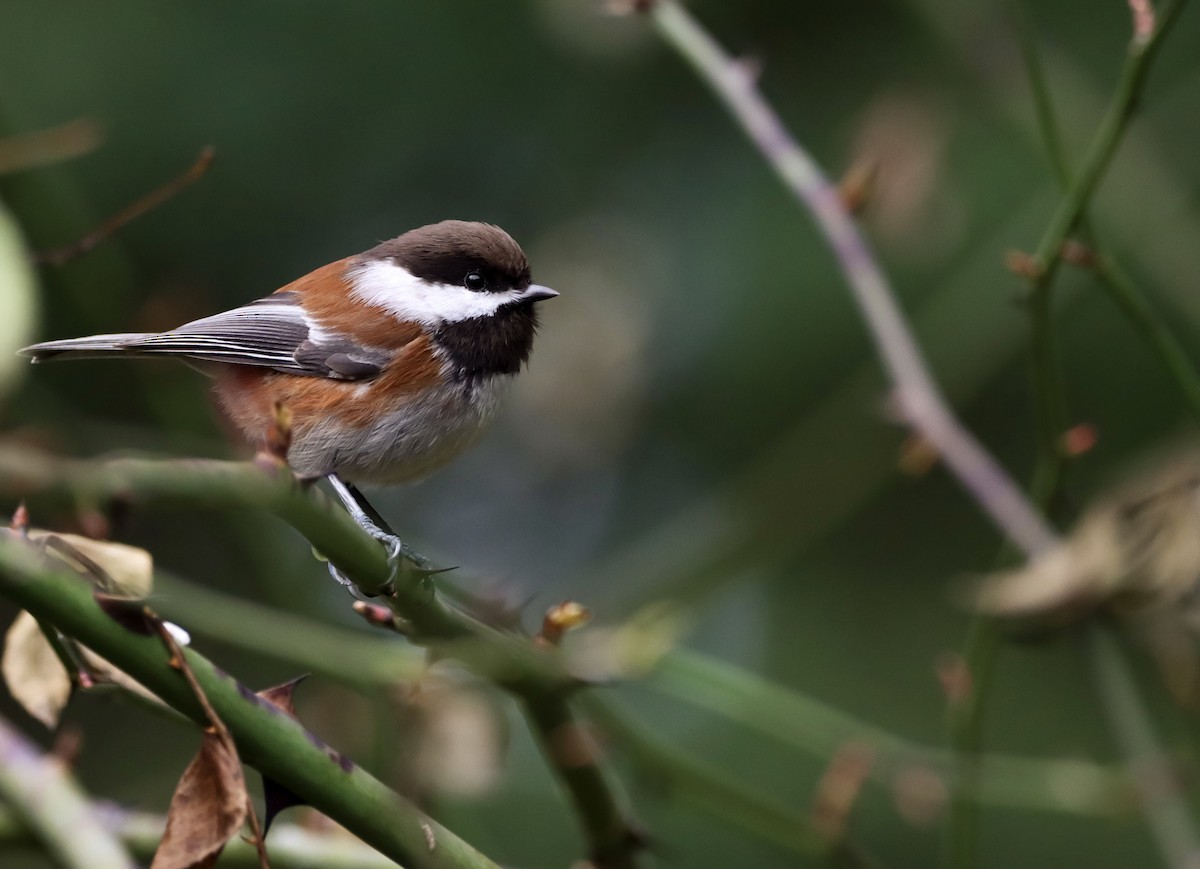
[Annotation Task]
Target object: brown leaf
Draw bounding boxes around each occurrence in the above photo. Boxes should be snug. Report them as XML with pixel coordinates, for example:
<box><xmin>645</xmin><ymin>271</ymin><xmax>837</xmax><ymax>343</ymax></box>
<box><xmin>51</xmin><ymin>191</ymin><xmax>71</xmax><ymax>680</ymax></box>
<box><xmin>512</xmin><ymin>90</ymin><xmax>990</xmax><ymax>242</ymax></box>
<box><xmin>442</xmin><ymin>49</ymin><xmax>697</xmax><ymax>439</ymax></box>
<box><xmin>972</xmin><ymin>452</ymin><xmax>1200</xmax><ymax>623</ymax></box>
<box><xmin>1</xmin><ymin>611</ymin><xmax>71</xmax><ymax>729</ymax></box>
<box><xmin>152</xmin><ymin>731</ymin><xmax>248</xmax><ymax>869</ymax></box>
<box><xmin>29</xmin><ymin>531</ymin><xmax>154</xmax><ymax>596</ymax></box>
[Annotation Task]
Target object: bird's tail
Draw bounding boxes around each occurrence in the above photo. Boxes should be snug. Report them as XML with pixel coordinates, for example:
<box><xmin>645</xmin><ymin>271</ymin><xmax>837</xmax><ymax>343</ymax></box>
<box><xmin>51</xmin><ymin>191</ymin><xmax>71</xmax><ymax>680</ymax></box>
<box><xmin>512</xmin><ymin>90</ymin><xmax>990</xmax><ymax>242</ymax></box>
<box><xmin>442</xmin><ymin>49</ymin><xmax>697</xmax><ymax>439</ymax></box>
<box><xmin>20</xmin><ymin>334</ymin><xmax>155</xmax><ymax>362</ymax></box>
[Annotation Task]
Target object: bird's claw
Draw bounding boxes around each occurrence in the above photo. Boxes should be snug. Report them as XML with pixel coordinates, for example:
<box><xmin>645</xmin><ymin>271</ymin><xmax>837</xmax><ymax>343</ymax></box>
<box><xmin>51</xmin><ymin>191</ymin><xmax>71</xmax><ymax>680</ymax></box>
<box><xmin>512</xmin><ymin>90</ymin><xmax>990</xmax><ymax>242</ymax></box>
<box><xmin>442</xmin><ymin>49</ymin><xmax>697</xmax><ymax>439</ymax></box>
<box><xmin>328</xmin><ymin>529</ymin><xmax>406</xmax><ymax>597</ymax></box>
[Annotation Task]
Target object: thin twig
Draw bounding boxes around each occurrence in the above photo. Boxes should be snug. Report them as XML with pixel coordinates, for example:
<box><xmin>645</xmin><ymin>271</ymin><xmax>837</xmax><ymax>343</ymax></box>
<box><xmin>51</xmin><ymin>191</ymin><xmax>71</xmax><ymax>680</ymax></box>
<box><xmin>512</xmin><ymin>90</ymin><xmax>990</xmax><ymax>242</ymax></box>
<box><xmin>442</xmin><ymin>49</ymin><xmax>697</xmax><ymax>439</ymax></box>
<box><xmin>640</xmin><ymin>0</ymin><xmax>1058</xmax><ymax>558</ymax></box>
<box><xmin>35</xmin><ymin>146</ymin><xmax>215</xmax><ymax>266</ymax></box>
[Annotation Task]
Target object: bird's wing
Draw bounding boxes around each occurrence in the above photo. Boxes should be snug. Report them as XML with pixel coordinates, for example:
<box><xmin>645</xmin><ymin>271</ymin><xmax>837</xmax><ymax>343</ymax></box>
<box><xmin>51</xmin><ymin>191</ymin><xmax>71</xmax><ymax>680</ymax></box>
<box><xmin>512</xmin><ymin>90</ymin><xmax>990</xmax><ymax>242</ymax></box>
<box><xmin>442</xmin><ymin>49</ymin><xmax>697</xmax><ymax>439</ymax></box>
<box><xmin>24</xmin><ymin>292</ymin><xmax>393</xmax><ymax>381</ymax></box>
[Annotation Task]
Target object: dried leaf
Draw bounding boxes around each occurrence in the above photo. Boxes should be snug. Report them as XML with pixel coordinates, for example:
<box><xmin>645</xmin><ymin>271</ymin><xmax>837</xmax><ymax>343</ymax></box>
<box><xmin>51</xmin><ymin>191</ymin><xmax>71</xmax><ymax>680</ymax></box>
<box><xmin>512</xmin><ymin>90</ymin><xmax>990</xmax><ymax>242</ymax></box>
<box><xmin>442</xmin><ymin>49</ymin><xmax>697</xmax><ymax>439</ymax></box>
<box><xmin>29</xmin><ymin>531</ymin><xmax>153</xmax><ymax>597</ymax></box>
<box><xmin>2</xmin><ymin>611</ymin><xmax>71</xmax><ymax>728</ymax></box>
<box><xmin>973</xmin><ymin>453</ymin><xmax>1200</xmax><ymax>623</ymax></box>
<box><xmin>152</xmin><ymin>731</ymin><xmax>248</xmax><ymax>869</ymax></box>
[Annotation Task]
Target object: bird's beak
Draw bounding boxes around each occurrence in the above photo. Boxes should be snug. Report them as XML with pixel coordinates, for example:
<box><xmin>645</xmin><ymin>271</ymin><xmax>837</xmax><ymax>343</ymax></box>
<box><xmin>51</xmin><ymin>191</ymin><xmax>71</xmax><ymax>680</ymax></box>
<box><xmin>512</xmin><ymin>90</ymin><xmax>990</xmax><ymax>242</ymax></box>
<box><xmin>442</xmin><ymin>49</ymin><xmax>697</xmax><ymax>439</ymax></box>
<box><xmin>517</xmin><ymin>284</ymin><xmax>559</xmax><ymax>303</ymax></box>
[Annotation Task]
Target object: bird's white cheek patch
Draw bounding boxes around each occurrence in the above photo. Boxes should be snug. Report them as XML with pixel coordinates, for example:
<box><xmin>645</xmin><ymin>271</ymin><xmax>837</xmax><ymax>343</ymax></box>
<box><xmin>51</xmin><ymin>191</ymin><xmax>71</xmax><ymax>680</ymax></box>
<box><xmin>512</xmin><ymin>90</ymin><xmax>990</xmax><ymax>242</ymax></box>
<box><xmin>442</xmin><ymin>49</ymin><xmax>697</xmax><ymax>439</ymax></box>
<box><xmin>350</xmin><ymin>260</ymin><xmax>519</xmax><ymax>326</ymax></box>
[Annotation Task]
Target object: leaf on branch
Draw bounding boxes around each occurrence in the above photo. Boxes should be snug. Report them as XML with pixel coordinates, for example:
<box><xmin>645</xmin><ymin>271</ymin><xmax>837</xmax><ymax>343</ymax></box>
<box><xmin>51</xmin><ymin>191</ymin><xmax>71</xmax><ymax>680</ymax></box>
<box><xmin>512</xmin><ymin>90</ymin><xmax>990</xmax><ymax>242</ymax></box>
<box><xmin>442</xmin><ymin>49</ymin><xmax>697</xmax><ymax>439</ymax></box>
<box><xmin>256</xmin><ymin>676</ymin><xmax>309</xmax><ymax>833</ymax></box>
<box><xmin>29</xmin><ymin>531</ymin><xmax>154</xmax><ymax>597</ymax></box>
<box><xmin>2</xmin><ymin>611</ymin><xmax>72</xmax><ymax>728</ymax></box>
<box><xmin>972</xmin><ymin>452</ymin><xmax>1200</xmax><ymax>625</ymax></box>
<box><xmin>151</xmin><ymin>730</ymin><xmax>249</xmax><ymax>869</ymax></box>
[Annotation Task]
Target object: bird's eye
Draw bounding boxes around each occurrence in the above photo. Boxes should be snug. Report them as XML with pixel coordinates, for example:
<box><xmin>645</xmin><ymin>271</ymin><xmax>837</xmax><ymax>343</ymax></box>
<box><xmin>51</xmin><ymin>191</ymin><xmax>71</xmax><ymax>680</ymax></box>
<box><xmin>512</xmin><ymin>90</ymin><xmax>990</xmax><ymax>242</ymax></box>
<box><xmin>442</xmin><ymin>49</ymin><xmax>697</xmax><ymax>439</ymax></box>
<box><xmin>464</xmin><ymin>271</ymin><xmax>486</xmax><ymax>291</ymax></box>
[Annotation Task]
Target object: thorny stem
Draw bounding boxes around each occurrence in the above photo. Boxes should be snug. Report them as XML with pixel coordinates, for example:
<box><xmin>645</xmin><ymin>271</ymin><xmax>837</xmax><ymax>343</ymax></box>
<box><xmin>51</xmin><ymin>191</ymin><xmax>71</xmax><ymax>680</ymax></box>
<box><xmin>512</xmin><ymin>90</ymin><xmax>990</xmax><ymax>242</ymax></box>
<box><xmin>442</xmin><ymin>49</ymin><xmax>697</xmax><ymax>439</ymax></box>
<box><xmin>0</xmin><ymin>450</ymin><xmax>641</xmax><ymax>868</ymax></box>
<box><xmin>0</xmin><ymin>540</ymin><xmax>501</xmax><ymax>869</ymax></box>
<box><xmin>1008</xmin><ymin>0</ymin><xmax>1200</xmax><ymax>425</ymax></box>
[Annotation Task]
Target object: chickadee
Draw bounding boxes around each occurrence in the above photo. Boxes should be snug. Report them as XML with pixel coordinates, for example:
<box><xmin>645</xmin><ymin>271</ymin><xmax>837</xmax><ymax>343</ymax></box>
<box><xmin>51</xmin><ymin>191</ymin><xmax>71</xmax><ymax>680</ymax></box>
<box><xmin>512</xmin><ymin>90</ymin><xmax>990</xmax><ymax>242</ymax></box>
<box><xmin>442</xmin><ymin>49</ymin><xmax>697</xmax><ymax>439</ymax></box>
<box><xmin>21</xmin><ymin>220</ymin><xmax>558</xmax><ymax>581</ymax></box>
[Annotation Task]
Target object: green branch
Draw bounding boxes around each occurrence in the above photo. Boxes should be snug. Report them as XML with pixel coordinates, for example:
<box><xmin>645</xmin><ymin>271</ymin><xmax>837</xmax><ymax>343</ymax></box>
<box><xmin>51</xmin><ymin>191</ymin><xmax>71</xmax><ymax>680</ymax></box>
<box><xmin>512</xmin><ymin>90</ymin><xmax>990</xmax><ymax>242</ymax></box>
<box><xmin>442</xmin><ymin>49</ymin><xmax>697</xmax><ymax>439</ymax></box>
<box><xmin>0</xmin><ymin>451</ymin><xmax>560</xmax><ymax>684</ymax></box>
<box><xmin>0</xmin><ymin>537</ymin><xmax>500</xmax><ymax>868</ymax></box>
<box><xmin>0</xmin><ymin>448</ymin><xmax>641</xmax><ymax>867</ymax></box>
<box><xmin>945</xmin><ymin>4</ymin><xmax>1197</xmax><ymax>868</ymax></box>
<box><xmin>1022</xmin><ymin>0</ymin><xmax>1190</xmax><ymax>504</ymax></box>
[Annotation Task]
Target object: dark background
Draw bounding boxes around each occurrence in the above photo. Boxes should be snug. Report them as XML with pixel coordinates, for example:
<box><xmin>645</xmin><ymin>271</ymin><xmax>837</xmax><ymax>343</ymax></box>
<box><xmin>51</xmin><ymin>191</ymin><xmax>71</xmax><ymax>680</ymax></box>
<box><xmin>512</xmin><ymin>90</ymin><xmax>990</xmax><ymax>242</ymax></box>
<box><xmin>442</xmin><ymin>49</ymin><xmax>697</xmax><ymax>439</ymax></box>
<box><xmin>2</xmin><ymin>0</ymin><xmax>1200</xmax><ymax>866</ymax></box>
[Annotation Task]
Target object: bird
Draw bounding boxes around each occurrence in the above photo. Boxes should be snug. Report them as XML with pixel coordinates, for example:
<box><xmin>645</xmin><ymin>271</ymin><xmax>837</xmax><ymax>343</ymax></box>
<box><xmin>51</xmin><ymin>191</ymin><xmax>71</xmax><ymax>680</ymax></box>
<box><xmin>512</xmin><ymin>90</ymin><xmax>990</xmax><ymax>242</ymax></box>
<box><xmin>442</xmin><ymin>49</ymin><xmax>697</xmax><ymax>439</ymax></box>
<box><xmin>21</xmin><ymin>220</ymin><xmax>558</xmax><ymax>588</ymax></box>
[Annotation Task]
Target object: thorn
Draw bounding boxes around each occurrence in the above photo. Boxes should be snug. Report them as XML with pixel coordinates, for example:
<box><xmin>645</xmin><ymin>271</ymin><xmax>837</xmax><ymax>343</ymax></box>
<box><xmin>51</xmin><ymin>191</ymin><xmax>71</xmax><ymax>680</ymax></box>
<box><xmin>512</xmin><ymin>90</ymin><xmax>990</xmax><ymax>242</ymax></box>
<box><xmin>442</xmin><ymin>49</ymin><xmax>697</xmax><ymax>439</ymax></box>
<box><xmin>838</xmin><ymin>158</ymin><xmax>878</xmax><ymax>215</ymax></box>
<box><xmin>51</xmin><ymin>726</ymin><xmax>83</xmax><ymax>769</ymax></box>
<box><xmin>10</xmin><ymin>502</ymin><xmax>29</xmax><ymax>534</ymax></box>
<box><xmin>538</xmin><ymin>600</ymin><xmax>592</xmax><ymax>647</ymax></box>
<box><xmin>809</xmin><ymin>742</ymin><xmax>874</xmax><ymax>842</ymax></box>
<box><xmin>412</xmin><ymin>564</ymin><xmax>458</xmax><ymax>578</ymax></box>
<box><xmin>1060</xmin><ymin>239</ymin><xmax>1099</xmax><ymax>270</ymax></box>
<box><xmin>352</xmin><ymin>601</ymin><xmax>399</xmax><ymax>631</ymax></box>
<box><xmin>898</xmin><ymin>434</ymin><xmax>939</xmax><ymax>477</ymax></box>
<box><xmin>731</xmin><ymin>55</ymin><xmax>763</xmax><ymax>87</ymax></box>
<box><xmin>1061</xmin><ymin>422</ymin><xmax>1098</xmax><ymax>458</ymax></box>
<box><xmin>935</xmin><ymin>651</ymin><xmax>972</xmax><ymax>708</ymax></box>
<box><xmin>1005</xmin><ymin>249</ymin><xmax>1043</xmax><ymax>280</ymax></box>
<box><xmin>1129</xmin><ymin>0</ymin><xmax>1155</xmax><ymax>45</ymax></box>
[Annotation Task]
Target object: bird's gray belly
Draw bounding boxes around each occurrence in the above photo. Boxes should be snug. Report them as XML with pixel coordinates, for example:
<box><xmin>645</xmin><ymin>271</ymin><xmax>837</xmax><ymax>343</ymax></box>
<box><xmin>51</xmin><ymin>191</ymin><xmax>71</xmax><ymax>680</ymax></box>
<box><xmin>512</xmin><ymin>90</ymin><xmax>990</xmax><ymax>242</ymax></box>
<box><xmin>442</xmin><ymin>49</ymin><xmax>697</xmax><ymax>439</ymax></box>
<box><xmin>285</xmin><ymin>376</ymin><xmax>511</xmax><ymax>484</ymax></box>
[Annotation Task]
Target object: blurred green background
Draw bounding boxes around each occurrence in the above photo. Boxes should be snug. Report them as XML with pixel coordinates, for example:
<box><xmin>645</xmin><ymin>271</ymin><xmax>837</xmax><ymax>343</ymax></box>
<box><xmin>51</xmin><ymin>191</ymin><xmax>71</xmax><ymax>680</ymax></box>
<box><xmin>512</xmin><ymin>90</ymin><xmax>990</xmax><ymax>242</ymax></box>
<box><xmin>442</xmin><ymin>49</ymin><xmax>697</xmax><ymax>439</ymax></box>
<box><xmin>2</xmin><ymin>0</ymin><xmax>1200</xmax><ymax>866</ymax></box>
